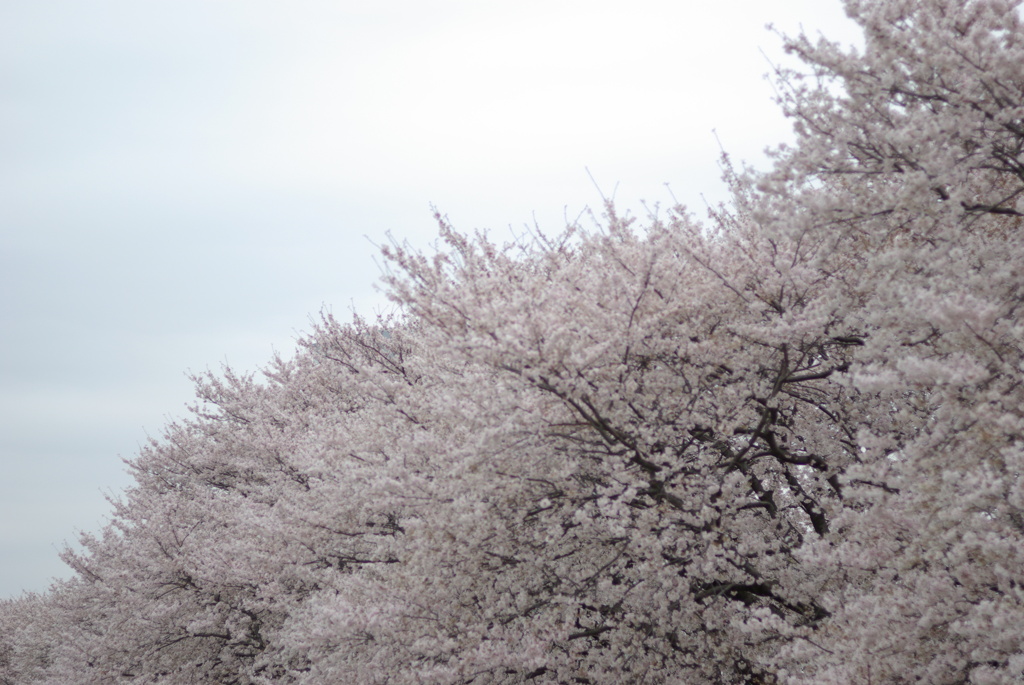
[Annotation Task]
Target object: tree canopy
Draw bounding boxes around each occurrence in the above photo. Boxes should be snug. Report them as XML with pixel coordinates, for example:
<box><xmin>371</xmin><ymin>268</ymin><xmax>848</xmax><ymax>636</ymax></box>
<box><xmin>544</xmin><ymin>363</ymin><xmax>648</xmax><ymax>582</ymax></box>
<box><xmin>3</xmin><ymin>1</ymin><xmax>1023</xmax><ymax>683</ymax></box>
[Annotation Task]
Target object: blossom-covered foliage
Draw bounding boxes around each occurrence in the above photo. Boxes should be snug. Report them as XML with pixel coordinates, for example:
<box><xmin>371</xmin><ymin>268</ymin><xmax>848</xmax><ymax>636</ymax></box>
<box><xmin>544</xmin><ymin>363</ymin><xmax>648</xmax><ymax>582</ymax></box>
<box><xmin>2</xmin><ymin>0</ymin><xmax>1023</xmax><ymax>683</ymax></box>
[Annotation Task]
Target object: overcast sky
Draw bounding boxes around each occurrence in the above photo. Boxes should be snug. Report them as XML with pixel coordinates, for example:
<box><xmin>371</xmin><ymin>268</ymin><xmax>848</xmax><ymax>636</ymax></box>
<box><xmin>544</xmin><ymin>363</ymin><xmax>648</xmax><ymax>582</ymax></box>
<box><xmin>0</xmin><ymin>0</ymin><xmax>860</xmax><ymax>598</ymax></box>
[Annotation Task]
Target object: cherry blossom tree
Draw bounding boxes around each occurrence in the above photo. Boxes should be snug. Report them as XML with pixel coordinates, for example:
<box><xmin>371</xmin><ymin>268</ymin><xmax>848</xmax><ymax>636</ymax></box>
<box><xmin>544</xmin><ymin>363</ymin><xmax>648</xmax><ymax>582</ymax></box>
<box><xmin>2</xmin><ymin>0</ymin><xmax>1022</xmax><ymax>683</ymax></box>
<box><xmin>755</xmin><ymin>1</ymin><xmax>1024</xmax><ymax>681</ymax></box>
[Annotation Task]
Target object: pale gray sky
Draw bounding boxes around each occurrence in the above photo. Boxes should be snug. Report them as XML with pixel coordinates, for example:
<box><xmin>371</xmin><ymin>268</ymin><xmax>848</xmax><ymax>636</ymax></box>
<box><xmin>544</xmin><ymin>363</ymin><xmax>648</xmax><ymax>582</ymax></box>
<box><xmin>0</xmin><ymin>0</ymin><xmax>859</xmax><ymax>597</ymax></box>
